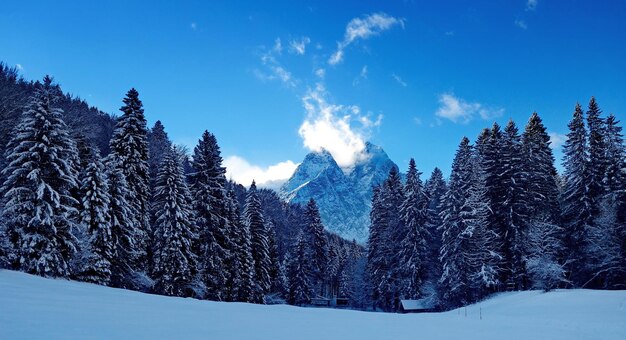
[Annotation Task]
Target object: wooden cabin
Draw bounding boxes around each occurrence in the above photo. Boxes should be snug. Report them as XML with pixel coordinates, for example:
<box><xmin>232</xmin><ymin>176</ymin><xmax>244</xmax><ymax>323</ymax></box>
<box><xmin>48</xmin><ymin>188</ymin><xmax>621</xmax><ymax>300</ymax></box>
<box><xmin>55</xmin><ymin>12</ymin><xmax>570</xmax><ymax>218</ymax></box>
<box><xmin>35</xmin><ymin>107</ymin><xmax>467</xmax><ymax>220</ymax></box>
<box><xmin>399</xmin><ymin>299</ymin><xmax>436</xmax><ymax>313</ymax></box>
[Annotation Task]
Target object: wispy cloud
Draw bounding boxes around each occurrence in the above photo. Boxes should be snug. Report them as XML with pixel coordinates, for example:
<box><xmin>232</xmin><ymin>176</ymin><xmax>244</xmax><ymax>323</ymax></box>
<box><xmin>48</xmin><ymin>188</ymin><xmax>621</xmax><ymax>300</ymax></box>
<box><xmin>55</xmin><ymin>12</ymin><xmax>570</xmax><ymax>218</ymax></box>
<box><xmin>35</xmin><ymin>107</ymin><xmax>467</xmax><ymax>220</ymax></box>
<box><xmin>289</xmin><ymin>37</ymin><xmax>311</xmax><ymax>55</ymax></box>
<box><xmin>273</xmin><ymin>38</ymin><xmax>283</xmax><ymax>54</ymax></box>
<box><xmin>15</xmin><ymin>64</ymin><xmax>23</xmax><ymax>71</ymax></box>
<box><xmin>224</xmin><ymin>156</ymin><xmax>299</xmax><ymax>189</ymax></box>
<box><xmin>392</xmin><ymin>73</ymin><xmax>407</xmax><ymax>87</ymax></box>
<box><xmin>413</xmin><ymin>117</ymin><xmax>423</xmax><ymax>126</ymax></box>
<box><xmin>515</xmin><ymin>19</ymin><xmax>528</xmax><ymax>30</ymax></box>
<box><xmin>445</xmin><ymin>31</ymin><xmax>455</xmax><ymax>36</ymax></box>
<box><xmin>190</xmin><ymin>22</ymin><xmax>197</xmax><ymax>30</ymax></box>
<box><xmin>353</xmin><ymin>65</ymin><xmax>368</xmax><ymax>86</ymax></box>
<box><xmin>526</xmin><ymin>0</ymin><xmax>538</xmax><ymax>11</ymax></box>
<box><xmin>435</xmin><ymin>93</ymin><xmax>504</xmax><ymax>124</ymax></box>
<box><xmin>299</xmin><ymin>83</ymin><xmax>381</xmax><ymax>168</ymax></box>
<box><xmin>548</xmin><ymin>132</ymin><xmax>567</xmax><ymax>149</ymax></box>
<box><xmin>329</xmin><ymin>12</ymin><xmax>404</xmax><ymax>65</ymax></box>
<box><xmin>255</xmin><ymin>38</ymin><xmax>297</xmax><ymax>87</ymax></box>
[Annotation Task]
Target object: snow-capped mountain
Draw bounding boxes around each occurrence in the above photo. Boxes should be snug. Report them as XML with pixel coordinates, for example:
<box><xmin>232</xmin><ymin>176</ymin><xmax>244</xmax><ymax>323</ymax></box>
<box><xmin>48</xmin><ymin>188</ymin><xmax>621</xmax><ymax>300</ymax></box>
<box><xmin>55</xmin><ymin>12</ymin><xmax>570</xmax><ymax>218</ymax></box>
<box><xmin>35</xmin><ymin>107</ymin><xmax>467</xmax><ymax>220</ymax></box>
<box><xmin>279</xmin><ymin>142</ymin><xmax>397</xmax><ymax>243</ymax></box>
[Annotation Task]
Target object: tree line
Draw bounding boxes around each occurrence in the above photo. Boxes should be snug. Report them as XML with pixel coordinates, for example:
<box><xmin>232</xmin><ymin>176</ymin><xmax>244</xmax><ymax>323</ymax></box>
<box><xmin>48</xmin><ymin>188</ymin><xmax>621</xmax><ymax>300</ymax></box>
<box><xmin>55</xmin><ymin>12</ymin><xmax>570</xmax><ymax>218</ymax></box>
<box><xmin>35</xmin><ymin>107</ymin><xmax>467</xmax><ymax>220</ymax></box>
<box><xmin>367</xmin><ymin>100</ymin><xmax>626</xmax><ymax>311</ymax></box>
<box><xmin>0</xmin><ymin>73</ymin><xmax>367</xmax><ymax>307</ymax></box>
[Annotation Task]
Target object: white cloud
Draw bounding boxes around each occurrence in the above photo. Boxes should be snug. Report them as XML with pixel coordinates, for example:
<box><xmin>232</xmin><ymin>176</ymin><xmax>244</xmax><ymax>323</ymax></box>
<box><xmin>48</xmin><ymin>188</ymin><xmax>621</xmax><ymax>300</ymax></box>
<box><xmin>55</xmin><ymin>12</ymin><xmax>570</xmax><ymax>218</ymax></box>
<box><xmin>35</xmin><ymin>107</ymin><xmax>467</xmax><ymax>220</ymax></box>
<box><xmin>273</xmin><ymin>38</ymin><xmax>283</xmax><ymax>54</ymax></box>
<box><xmin>256</xmin><ymin>38</ymin><xmax>297</xmax><ymax>87</ymax></box>
<box><xmin>190</xmin><ymin>22</ymin><xmax>197</xmax><ymax>30</ymax></box>
<box><xmin>526</xmin><ymin>0</ymin><xmax>538</xmax><ymax>11</ymax></box>
<box><xmin>315</xmin><ymin>68</ymin><xmax>326</xmax><ymax>78</ymax></box>
<box><xmin>392</xmin><ymin>73</ymin><xmax>407</xmax><ymax>87</ymax></box>
<box><xmin>435</xmin><ymin>93</ymin><xmax>503</xmax><ymax>124</ymax></box>
<box><xmin>515</xmin><ymin>19</ymin><xmax>528</xmax><ymax>30</ymax></box>
<box><xmin>271</xmin><ymin>66</ymin><xmax>293</xmax><ymax>84</ymax></box>
<box><xmin>298</xmin><ymin>83</ymin><xmax>379</xmax><ymax>168</ymax></box>
<box><xmin>353</xmin><ymin>65</ymin><xmax>368</xmax><ymax>86</ymax></box>
<box><xmin>360</xmin><ymin>65</ymin><xmax>368</xmax><ymax>78</ymax></box>
<box><xmin>224</xmin><ymin>155</ymin><xmax>299</xmax><ymax>189</ymax></box>
<box><xmin>289</xmin><ymin>37</ymin><xmax>311</xmax><ymax>55</ymax></box>
<box><xmin>548</xmin><ymin>132</ymin><xmax>567</xmax><ymax>149</ymax></box>
<box><xmin>329</xmin><ymin>13</ymin><xmax>404</xmax><ymax>65</ymax></box>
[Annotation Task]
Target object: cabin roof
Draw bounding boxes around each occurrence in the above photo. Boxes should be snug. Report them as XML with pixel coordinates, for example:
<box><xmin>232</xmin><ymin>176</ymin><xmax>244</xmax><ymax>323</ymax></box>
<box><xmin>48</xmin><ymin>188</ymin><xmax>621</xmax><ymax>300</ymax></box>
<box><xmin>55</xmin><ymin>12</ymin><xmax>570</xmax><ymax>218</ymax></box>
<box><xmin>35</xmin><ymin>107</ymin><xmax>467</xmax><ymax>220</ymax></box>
<box><xmin>400</xmin><ymin>299</ymin><xmax>434</xmax><ymax>310</ymax></box>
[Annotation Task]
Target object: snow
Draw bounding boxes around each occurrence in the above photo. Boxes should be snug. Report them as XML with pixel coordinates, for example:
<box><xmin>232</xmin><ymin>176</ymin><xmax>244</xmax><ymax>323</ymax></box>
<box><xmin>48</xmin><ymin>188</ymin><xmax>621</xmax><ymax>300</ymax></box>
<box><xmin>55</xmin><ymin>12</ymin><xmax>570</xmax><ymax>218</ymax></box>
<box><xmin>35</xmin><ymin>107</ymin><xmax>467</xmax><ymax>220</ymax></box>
<box><xmin>1</xmin><ymin>269</ymin><xmax>625</xmax><ymax>339</ymax></box>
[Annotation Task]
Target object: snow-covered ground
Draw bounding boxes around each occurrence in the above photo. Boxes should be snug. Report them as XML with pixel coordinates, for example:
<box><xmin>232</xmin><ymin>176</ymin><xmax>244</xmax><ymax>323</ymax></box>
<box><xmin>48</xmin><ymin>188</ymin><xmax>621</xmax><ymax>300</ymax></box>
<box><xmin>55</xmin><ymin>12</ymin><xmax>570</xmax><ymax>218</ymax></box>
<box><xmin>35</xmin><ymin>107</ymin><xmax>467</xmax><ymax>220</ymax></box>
<box><xmin>1</xmin><ymin>270</ymin><xmax>625</xmax><ymax>339</ymax></box>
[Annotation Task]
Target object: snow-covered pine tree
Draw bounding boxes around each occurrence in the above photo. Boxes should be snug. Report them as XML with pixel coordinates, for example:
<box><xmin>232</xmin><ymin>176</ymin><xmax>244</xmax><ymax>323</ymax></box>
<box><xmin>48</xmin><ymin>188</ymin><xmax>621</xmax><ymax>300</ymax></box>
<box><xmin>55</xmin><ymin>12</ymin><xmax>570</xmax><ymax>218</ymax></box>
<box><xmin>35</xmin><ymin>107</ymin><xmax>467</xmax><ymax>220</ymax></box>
<box><xmin>521</xmin><ymin>113</ymin><xmax>561</xmax><ymax>230</ymax></box>
<box><xmin>0</xmin><ymin>76</ymin><xmax>80</xmax><ymax>277</ymax></box>
<box><xmin>478</xmin><ymin>123</ymin><xmax>519</xmax><ymax>289</ymax></box>
<box><xmin>189</xmin><ymin>130</ymin><xmax>230</xmax><ymax>300</ymax></box>
<box><xmin>463</xmin><ymin>146</ymin><xmax>501</xmax><ymax>300</ymax></box>
<box><xmin>382</xmin><ymin>166</ymin><xmax>405</xmax><ymax>311</ymax></box>
<box><xmin>147</xmin><ymin>120</ymin><xmax>172</xmax><ymax>189</ymax></box>
<box><xmin>439</xmin><ymin>137</ymin><xmax>473</xmax><ymax>307</ymax></box>
<box><xmin>78</xmin><ymin>151</ymin><xmax>113</xmax><ymax>285</ymax></box>
<box><xmin>423</xmin><ymin>167</ymin><xmax>447</xmax><ymax>297</ymax></box>
<box><xmin>150</xmin><ymin>148</ymin><xmax>197</xmax><ymax>297</ymax></box>
<box><xmin>585</xmin><ymin>113</ymin><xmax>626</xmax><ymax>288</ymax></box>
<box><xmin>560</xmin><ymin>103</ymin><xmax>594</xmax><ymax>285</ymax></box>
<box><xmin>105</xmin><ymin>155</ymin><xmax>141</xmax><ymax>289</ymax></box>
<box><xmin>398</xmin><ymin>158</ymin><xmax>428</xmax><ymax>299</ymax></box>
<box><xmin>287</xmin><ymin>232</ymin><xmax>313</xmax><ymax>306</ymax></box>
<box><xmin>500</xmin><ymin>119</ymin><xmax>529</xmax><ymax>289</ymax></box>
<box><xmin>226</xmin><ymin>189</ymin><xmax>255</xmax><ymax>302</ymax></box>
<box><xmin>243</xmin><ymin>181</ymin><xmax>272</xmax><ymax>302</ymax></box>
<box><xmin>303</xmin><ymin>198</ymin><xmax>328</xmax><ymax>297</ymax></box>
<box><xmin>266</xmin><ymin>221</ymin><xmax>285</xmax><ymax>296</ymax></box>
<box><xmin>586</xmin><ymin>97</ymin><xmax>607</xmax><ymax>212</ymax></box>
<box><xmin>367</xmin><ymin>185</ymin><xmax>388</xmax><ymax>310</ymax></box>
<box><xmin>108</xmin><ymin>88</ymin><xmax>150</xmax><ymax>269</ymax></box>
<box><xmin>525</xmin><ymin>220</ymin><xmax>567</xmax><ymax>291</ymax></box>
<box><xmin>521</xmin><ymin>112</ymin><xmax>564</xmax><ymax>289</ymax></box>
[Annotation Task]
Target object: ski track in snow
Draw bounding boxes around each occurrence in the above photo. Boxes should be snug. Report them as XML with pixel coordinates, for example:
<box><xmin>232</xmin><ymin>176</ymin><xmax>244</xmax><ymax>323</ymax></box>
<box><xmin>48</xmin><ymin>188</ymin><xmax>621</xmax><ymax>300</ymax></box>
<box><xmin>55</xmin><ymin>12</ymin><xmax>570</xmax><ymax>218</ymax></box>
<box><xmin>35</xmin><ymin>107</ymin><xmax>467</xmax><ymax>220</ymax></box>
<box><xmin>1</xmin><ymin>270</ymin><xmax>625</xmax><ymax>339</ymax></box>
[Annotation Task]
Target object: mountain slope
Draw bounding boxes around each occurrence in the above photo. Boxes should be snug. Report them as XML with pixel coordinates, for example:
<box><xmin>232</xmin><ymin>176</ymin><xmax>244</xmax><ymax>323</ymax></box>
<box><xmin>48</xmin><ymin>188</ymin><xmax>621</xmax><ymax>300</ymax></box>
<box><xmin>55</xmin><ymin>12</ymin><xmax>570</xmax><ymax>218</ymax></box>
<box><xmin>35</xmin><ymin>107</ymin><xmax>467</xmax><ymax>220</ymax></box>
<box><xmin>1</xmin><ymin>270</ymin><xmax>625</xmax><ymax>339</ymax></box>
<box><xmin>279</xmin><ymin>143</ymin><xmax>396</xmax><ymax>243</ymax></box>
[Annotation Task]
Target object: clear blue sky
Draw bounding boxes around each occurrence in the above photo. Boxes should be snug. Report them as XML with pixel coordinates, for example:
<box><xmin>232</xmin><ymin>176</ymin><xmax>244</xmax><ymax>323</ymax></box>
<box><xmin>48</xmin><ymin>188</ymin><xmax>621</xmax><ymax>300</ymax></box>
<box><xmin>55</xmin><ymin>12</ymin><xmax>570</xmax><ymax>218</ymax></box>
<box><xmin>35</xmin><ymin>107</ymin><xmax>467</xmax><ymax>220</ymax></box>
<box><xmin>1</xmin><ymin>0</ymin><xmax>625</xmax><ymax>186</ymax></box>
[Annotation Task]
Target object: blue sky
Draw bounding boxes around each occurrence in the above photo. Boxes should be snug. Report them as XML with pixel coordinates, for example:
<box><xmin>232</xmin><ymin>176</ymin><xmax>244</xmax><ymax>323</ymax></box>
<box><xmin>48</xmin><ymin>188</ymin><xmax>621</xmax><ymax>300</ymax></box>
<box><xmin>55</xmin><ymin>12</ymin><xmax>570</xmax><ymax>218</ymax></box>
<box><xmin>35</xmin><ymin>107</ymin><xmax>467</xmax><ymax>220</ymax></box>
<box><xmin>1</xmin><ymin>0</ymin><xmax>625</xmax><ymax>187</ymax></box>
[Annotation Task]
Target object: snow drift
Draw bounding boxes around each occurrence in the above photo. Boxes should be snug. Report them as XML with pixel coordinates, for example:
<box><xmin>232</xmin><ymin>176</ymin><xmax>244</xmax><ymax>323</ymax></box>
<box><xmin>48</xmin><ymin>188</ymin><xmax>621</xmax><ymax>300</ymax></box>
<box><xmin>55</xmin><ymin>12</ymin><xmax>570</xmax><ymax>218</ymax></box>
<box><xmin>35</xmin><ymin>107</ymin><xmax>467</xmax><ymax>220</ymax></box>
<box><xmin>1</xmin><ymin>270</ymin><xmax>625</xmax><ymax>339</ymax></box>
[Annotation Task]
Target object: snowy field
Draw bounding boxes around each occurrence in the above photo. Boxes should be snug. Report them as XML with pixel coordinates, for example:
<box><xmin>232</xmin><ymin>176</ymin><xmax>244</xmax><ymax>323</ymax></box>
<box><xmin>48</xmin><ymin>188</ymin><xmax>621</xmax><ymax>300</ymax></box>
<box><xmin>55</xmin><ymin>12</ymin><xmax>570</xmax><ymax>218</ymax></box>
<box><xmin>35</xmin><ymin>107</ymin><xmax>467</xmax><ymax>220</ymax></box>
<box><xmin>1</xmin><ymin>270</ymin><xmax>625</xmax><ymax>340</ymax></box>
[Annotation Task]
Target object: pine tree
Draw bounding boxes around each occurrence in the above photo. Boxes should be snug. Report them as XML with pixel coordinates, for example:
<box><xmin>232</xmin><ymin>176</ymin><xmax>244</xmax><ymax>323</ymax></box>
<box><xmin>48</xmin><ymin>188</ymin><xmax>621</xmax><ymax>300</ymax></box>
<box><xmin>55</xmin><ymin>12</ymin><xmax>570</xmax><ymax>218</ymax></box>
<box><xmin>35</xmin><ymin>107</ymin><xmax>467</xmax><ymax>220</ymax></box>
<box><xmin>189</xmin><ymin>130</ymin><xmax>230</xmax><ymax>300</ymax></box>
<box><xmin>382</xmin><ymin>166</ymin><xmax>405</xmax><ymax>311</ymax></box>
<box><xmin>147</xmin><ymin>120</ymin><xmax>172</xmax><ymax>188</ymax></box>
<box><xmin>521</xmin><ymin>112</ymin><xmax>563</xmax><ymax>289</ymax></box>
<box><xmin>463</xmin><ymin>150</ymin><xmax>501</xmax><ymax>300</ymax></box>
<box><xmin>525</xmin><ymin>220</ymin><xmax>567</xmax><ymax>291</ymax></box>
<box><xmin>439</xmin><ymin>137</ymin><xmax>473</xmax><ymax>307</ymax></box>
<box><xmin>243</xmin><ymin>181</ymin><xmax>272</xmax><ymax>302</ymax></box>
<box><xmin>150</xmin><ymin>148</ymin><xmax>197</xmax><ymax>297</ymax></box>
<box><xmin>109</xmin><ymin>88</ymin><xmax>150</xmax><ymax>270</ymax></box>
<box><xmin>398</xmin><ymin>159</ymin><xmax>428</xmax><ymax>299</ymax></box>
<box><xmin>586</xmin><ymin>97</ymin><xmax>607</xmax><ymax>210</ymax></box>
<box><xmin>560</xmin><ymin>103</ymin><xmax>594</xmax><ymax>285</ymax></box>
<box><xmin>501</xmin><ymin>120</ymin><xmax>529</xmax><ymax>289</ymax></box>
<box><xmin>287</xmin><ymin>232</ymin><xmax>313</xmax><ymax>306</ymax></box>
<box><xmin>304</xmin><ymin>199</ymin><xmax>328</xmax><ymax>297</ymax></box>
<box><xmin>423</xmin><ymin>167</ymin><xmax>447</xmax><ymax>293</ymax></box>
<box><xmin>522</xmin><ymin>113</ymin><xmax>561</xmax><ymax>227</ymax></box>
<box><xmin>0</xmin><ymin>76</ymin><xmax>79</xmax><ymax>277</ymax></box>
<box><xmin>78</xmin><ymin>152</ymin><xmax>113</xmax><ymax>285</ymax></box>
<box><xmin>105</xmin><ymin>155</ymin><xmax>140</xmax><ymax>288</ymax></box>
<box><xmin>588</xmin><ymin>113</ymin><xmax>626</xmax><ymax>288</ymax></box>
<box><xmin>367</xmin><ymin>185</ymin><xmax>388</xmax><ymax>310</ymax></box>
<box><xmin>226</xmin><ymin>189</ymin><xmax>255</xmax><ymax>302</ymax></box>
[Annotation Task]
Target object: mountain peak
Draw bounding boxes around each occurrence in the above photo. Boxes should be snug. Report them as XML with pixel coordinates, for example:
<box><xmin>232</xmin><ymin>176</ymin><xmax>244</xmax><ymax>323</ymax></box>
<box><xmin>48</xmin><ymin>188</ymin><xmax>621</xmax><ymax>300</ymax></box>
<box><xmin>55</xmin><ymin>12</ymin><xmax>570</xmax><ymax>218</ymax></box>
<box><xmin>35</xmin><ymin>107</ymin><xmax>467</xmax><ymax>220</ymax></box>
<box><xmin>279</xmin><ymin>142</ymin><xmax>397</xmax><ymax>243</ymax></box>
